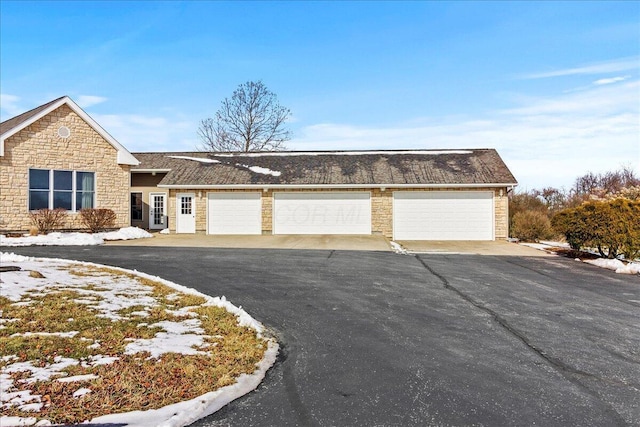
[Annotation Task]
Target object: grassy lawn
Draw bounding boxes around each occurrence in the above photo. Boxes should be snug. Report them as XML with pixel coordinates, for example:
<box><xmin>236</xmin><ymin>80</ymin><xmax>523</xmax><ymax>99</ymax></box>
<box><xmin>0</xmin><ymin>255</ymin><xmax>274</xmax><ymax>425</ymax></box>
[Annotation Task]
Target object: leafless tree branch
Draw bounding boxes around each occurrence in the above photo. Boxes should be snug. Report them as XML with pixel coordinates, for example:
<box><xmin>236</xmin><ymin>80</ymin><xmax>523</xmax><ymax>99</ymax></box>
<box><xmin>198</xmin><ymin>81</ymin><xmax>291</xmax><ymax>152</ymax></box>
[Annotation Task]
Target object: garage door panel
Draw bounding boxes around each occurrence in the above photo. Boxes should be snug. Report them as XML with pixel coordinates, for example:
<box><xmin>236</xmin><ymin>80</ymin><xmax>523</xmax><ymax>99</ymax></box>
<box><xmin>208</xmin><ymin>192</ymin><xmax>261</xmax><ymax>235</ymax></box>
<box><xmin>274</xmin><ymin>192</ymin><xmax>371</xmax><ymax>235</ymax></box>
<box><xmin>394</xmin><ymin>191</ymin><xmax>493</xmax><ymax>240</ymax></box>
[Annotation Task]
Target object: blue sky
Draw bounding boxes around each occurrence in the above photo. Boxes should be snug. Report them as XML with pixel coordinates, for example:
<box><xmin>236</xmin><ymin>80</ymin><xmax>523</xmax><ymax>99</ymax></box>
<box><xmin>1</xmin><ymin>1</ymin><xmax>638</xmax><ymax>190</ymax></box>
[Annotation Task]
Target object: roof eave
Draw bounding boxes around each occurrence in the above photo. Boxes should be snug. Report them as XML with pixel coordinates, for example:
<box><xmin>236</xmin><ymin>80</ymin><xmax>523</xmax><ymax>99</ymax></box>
<box><xmin>157</xmin><ymin>183</ymin><xmax>518</xmax><ymax>190</ymax></box>
<box><xmin>0</xmin><ymin>96</ymin><xmax>140</xmax><ymax>166</ymax></box>
<box><xmin>131</xmin><ymin>169</ymin><xmax>172</xmax><ymax>173</ymax></box>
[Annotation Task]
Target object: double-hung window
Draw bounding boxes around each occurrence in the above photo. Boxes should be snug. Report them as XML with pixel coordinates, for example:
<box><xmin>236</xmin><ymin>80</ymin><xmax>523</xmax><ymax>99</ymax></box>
<box><xmin>28</xmin><ymin>169</ymin><xmax>50</xmax><ymax>210</ymax></box>
<box><xmin>53</xmin><ymin>170</ymin><xmax>73</xmax><ymax>210</ymax></box>
<box><xmin>29</xmin><ymin>169</ymin><xmax>95</xmax><ymax>211</ymax></box>
<box><xmin>76</xmin><ymin>172</ymin><xmax>95</xmax><ymax>210</ymax></box>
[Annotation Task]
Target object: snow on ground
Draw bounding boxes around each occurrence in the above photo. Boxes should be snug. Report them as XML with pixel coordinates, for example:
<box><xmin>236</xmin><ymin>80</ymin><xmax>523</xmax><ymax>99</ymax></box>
<box><xmin>583</xmin><ymin>258</ymin><xmax>640</xmax><ymax>275</ymax></box>
<box><xmin>98</xmin><ymin>227</ymin><xmax>153</xmax><ymax>241</ymax></box>
<box><xmin>124</xmin><ymin>318</ymin><xmax>208</xmax><ymax>359</ymax></box>
<box><xmin>520</xmin><ymin>241</ymin><xmax>639</xmax><ymax>275</ymax></box>
<box><xmin>0</xmin><ymin>252</ymin><xmax>278</xmax><ymax>427</ymax></box>
<box><xmin>519</xmin><ymin>241</ymin><xmax>571</xmax><ymax>251</ymax></box>
<box><xmin>0</xmin><ymin>227</ymin><xmax>152</xmax><ymax>247</ymax></box>
<box><xmin>389</xmin><ymin>241</ymin><xmax>408</xmax><ymax>255</ymax></box>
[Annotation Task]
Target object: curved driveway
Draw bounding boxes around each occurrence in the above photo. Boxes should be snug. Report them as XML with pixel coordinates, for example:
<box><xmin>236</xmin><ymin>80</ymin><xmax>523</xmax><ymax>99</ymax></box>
<box><xmin>6</xmin><ymin>246</ymin><xmax>639</xmax><ymax>426</ymax></box>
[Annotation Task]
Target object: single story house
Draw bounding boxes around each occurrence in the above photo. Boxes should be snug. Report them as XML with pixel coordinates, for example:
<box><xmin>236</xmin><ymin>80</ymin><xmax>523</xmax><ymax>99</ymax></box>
<box><xmin>1</xmin><ymin>96</ymin><xmax>518</xmax><ymax>240</ymax></box>
<box><xmin>0</xmin><ymin>96</ymin><xmax>139</xmax><ymax>231</ymax></box>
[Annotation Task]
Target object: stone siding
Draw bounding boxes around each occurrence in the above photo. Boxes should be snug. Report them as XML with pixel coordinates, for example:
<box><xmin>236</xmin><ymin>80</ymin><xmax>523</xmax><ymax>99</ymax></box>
<box><xmin>0</xmin><ymin>105</ymin><xmax>131</xmax><ymax>232</ymax></box>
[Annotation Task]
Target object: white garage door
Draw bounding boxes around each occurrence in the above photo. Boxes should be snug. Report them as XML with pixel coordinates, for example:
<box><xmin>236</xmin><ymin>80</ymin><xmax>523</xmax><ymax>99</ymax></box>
<box><xmin>273</xmin><ymin>192</ymin><xmax>371</xmax><ymax>234</ymax></box>
<box><xmin>208</xmin><ymin>192</ymin><xmax>261</xmax><ymax>235</ymax></box>
<box><xmin>393</xmin><ymin>191</ymin><xmax>494</xmax><ymax>240</ymax></box>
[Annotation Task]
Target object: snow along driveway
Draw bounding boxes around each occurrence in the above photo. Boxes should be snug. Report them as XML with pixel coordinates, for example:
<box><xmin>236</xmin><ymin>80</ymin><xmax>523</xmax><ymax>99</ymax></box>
<box><xmin>0</xmin><ymin>252</ymin><xmax>277</xmax><ymax>427</ymax></box>
<box><xmin>6</xmin><ymin>245</ymin><xmax>640</xmax><ymax>427</ymax></box>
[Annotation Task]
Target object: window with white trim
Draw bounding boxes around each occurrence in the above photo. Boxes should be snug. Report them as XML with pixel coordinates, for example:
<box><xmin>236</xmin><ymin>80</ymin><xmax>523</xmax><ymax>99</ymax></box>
<box><xmin>29</xmin><ymin>169</ymin><xmax>95</xmax><ymax>211</ymax></box>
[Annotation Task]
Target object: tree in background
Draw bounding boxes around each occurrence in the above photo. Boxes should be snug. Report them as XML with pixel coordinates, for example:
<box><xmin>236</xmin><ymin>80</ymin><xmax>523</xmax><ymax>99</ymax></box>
<box><xmin>198</xmin><ymin>81</ymin><xmax>291</xmax><ymax>152</ymax></box>
<box><xmin>569</xmin><ymin>165</ymin><xmax>640</xmax><ymax>205</ymax></box>
<box><xmin>508</xmin><ymin>166</ymin><xmax>640</xmax><ymax>243</ymax></box>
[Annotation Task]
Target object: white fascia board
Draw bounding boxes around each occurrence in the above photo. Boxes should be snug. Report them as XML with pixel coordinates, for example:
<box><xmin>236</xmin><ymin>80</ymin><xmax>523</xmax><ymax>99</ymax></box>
<box><xmin>132</xmin><ymin>169</ymin><xmax>172</xmax><ymax>173</ymax></box>
<box><xmin>158</xmin><ymin>183</ymin><xmax>518</xmax><ymax>189</ymax></box>
<box><xmin>0</xmin><ymin>96</ymin><xmax>140</xmax><ymax>165</ymax></box>
<box><xmin>66</xmin><ymin>98</ymin><xmax>139</xmax><ymax>166</ymax></box>
<box><xmin>1</xmin><ymin>98</ymin><xmax>67</xmax><ymax>145</ymax></box>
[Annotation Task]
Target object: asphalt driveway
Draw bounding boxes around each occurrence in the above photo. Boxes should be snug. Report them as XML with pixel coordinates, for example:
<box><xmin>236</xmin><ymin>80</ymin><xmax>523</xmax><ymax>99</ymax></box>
<box><xmin>4</xmin><ymin>246</ymin><xmax>639</xmax><ymax>426</ymax></box>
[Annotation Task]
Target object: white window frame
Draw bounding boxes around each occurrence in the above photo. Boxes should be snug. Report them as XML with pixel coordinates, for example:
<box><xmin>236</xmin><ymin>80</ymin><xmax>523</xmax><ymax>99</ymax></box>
<box><xmin>28</xmin><ymin>168</ymin><xmax>96</xmax><ymax>212</ymax></box>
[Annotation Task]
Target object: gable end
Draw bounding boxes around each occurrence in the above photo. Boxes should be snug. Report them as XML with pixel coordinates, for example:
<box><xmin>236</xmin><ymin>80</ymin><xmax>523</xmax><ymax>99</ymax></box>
<box><xmin>0</xmin><ymin>96</ymin><xmax>139</xmax><ymax>165</ymax></box>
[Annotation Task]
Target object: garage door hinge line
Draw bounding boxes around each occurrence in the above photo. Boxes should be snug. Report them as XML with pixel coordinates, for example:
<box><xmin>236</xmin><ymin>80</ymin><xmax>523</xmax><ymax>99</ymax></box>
<box><xmin>415</xmin><ymin>255</ymin><xmax>627</xmax><ymax>425</ymax></box>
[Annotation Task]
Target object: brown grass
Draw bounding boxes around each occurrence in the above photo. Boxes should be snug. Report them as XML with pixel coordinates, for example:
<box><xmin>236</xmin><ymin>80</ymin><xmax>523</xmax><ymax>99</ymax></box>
<box><xmin>1</xmin><ymin>264</ymin><xmax>269</xmax><ymax>425</ymax></box>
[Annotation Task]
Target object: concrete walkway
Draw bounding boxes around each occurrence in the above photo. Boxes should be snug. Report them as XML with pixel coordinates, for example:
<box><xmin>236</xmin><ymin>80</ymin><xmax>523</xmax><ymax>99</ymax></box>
<box><xmin>398</xmin><ymin>239</ymin><xmax>554</xmax><ymax>256</ymax></box>
<box><xmin>107</xmin><ymin>232</ymin><xmax>551</xmax><ymax>256</ymax></box>
<box><xmin>106</xmin><ymin>233</ymin><xmax>394</xmax><ymax>251</ymax></box>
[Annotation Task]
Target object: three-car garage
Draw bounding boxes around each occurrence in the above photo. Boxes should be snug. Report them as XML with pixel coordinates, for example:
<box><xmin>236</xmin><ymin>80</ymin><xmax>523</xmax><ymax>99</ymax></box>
<box><xmin>205</xmin><ymin>190</ymin><xmax>496</xmax><ymax>240</ymax></box>
<box><xmin>136</xmin><ymin>149</ymin><xmax>514</xmax><ymax>240</ymax></box>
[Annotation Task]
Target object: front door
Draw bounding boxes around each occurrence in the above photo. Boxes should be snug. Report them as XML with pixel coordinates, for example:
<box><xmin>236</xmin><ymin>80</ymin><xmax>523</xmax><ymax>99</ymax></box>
<box><xmin>149</xmin><ymin>193</ymin><xmax>167</xmax><ymax>230</ymax></box>
<box><xmin>176</xmin><ymin>193</ymin><xmax>196</xmax><ymax>233</ymax></box>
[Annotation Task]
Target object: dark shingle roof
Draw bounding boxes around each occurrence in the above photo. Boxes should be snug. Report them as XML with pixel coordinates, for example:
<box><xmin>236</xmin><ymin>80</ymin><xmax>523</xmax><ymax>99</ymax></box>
<box><xmin>132</xmin><ymin>149</ymin><xmax>517</xmax><ymax>187</ymax></box>
<box><xmin>0</xmin><ymin>97</ymin><xmax>66</xmax><ymax>136</ymax></box>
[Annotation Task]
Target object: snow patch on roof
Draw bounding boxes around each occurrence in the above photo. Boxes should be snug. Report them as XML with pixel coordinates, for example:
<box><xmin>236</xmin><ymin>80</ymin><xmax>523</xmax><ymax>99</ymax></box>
<box><xmin>164</xmin><ymin>155</ymin><xmax>282</xmax><ymax>176</ymax></box>
<box><xmin>236</xmin><ymin>163</ymin><xmax>282</xmax><ymax>177</ymax></box>
<box><xmin>213</xmin><ymin>150</ymin><xmax>474</xmax><ymax>157</ymax></box>
<box><xmin>167</xmin><ymin>155</ymin><xmax>221</xmax><ymax>163</ymax></box>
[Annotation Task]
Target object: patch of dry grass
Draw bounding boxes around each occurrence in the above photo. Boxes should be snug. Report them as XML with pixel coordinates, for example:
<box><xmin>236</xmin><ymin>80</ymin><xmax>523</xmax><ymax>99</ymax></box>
<box><xmin>1</xmin><ymin>263</ymin><xmax>269</xmax><ymax>425</ymax></box>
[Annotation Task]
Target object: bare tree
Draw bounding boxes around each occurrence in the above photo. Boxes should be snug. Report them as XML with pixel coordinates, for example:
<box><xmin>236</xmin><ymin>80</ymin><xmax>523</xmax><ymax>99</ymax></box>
<box><xmin>570</xmin><ymin>165</ymin><xmax>640</xmax><ymax>200</ymax></box>
<box><xmin>198</xmin><ymin>81</ymin><xmax>291</xmax><ymax>152</ymax></box>
<box><xmin>534</xmin><ymin>187</ymin><xmax>567</xmax><ymax>214</ymax></box>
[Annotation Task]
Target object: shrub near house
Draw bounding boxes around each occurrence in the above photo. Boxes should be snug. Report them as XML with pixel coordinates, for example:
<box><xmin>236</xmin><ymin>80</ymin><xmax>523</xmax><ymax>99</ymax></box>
<box><xmin>79</xmin><ymin>208</ymin><xmax>117</xmax><ymax>233</ymax></box>
<box><xmin>552</xmin><ymin>199</ymin><xmax>640</xmax><ymax>259</ymax></box>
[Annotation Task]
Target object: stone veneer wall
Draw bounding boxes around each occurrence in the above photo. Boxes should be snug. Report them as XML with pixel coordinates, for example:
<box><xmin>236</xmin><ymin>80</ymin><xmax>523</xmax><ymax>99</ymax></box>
<box><xmin>166</xmin><ymin>187</ymin><xmax>510</xmax><ymax>240</ymax></box>
<box><xmin>0</xmin><ymin>104</ymin><xmax>131</xmax><ymax>231</ymax></box>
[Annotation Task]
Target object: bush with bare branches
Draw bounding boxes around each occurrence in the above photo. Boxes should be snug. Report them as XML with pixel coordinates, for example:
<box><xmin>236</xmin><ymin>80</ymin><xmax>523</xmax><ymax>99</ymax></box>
<box><xmin>29</xmin><ymin>209</ymin><xmax>68</xmax><ymax>234</ymax></box>
<box><xmin>79</xmin><ymin>208</ymin><xmax>117</xmax><ymax>233</ymax></box>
